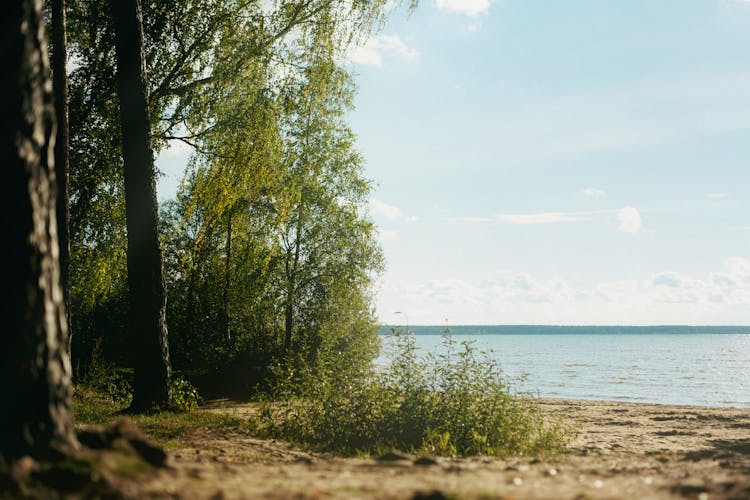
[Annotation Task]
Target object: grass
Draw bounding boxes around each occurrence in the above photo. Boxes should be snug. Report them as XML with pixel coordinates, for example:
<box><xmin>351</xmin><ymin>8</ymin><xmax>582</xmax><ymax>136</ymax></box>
<box><xmin>74</xmin><ymin>331</ymin><xmax>571</xmax><ymax>458</ymax></box>
<box><xmin>73</xmin><ymin>387</ymin><xmax>243</xmax><ymax>448</ymax></box>
<box><xmin>255</xmin><ymin>331</ymin><xmax>572</xmax><ymax>457</ymax></box>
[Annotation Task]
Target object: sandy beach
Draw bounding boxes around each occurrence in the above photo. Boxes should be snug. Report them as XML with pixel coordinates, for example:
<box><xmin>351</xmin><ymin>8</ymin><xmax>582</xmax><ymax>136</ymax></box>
<box><xmin>114</xmin><ymin>398</ymin><xmax>750</xmax><ymax>499</ymax></box>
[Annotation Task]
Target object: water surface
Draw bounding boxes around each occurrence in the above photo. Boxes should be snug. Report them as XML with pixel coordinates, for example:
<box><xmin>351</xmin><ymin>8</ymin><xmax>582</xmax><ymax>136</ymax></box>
<box><xmin>377</xmin><ymin>325</ymin><xmax>750</xmax><ymax>408</ymax></box>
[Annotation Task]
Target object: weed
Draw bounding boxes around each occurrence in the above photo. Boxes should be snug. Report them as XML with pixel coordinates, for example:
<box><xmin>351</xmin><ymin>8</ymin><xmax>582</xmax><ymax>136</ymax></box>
<box><xmin>257</xmin><ymin>330</ymin><xmax>570</xmax><ymax>456</ymax></box>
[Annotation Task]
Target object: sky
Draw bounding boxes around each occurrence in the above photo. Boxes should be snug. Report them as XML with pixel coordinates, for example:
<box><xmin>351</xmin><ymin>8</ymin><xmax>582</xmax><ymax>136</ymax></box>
<box><xmin>157</xmin><ymin>0</ymin><xmax>750</xmax><ymax>326</ymax></box>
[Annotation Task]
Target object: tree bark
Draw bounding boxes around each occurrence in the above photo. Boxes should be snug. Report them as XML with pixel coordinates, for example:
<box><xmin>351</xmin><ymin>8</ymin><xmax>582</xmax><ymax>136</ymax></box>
<box><xmin>283</xmin><ymin>214</ymin><xmax>302</xmax><ymax>354</ymax></box>
<box><xmin>110</xmin><ymin>0</ymin><xmax>172</xmax><ymax>411</ymax></box>
<box><xmin>51</xmin><ymin>0</ymin><xmax>72</xmax><ymax>356</ymax></box>
<box><xmin>283</xmin><ymin>294</ymin><xmax>294</xmax><ymax>353</ymax></box>
<box><xmin>0</xmin><ymin>0</ymin><xmax>77</xmax><ymax>458</ymax></box>
<box><xmin>223</xmin><ymin>213</ymin><xmax>232</xmax><ymax>343</ymax></box>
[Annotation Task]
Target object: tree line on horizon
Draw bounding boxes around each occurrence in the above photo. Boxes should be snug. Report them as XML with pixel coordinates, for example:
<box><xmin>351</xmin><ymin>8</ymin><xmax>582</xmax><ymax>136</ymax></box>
<box><xmin>2</xmin><ymin>0</ymin><xmax>396</xmax><ymax>458</ymax></box>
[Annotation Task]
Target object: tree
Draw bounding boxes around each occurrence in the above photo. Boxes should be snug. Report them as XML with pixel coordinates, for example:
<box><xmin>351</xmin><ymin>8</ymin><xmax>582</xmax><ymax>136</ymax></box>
<box><xmin>64</xmin><ymin>0</ymin><xmax>396</xmax><ymax>374</ymax></box>
<box><xmin>161</xmin><ymin>44</ymin><xmax>384</xmax><ymax>378</ymax></box>
<box><xmin>66</xmin><ymin>0</ymin><xmax>129</xmax><ymax>374</ymax></box>
<box><xmin>61</xmin><ymin>0</ymin><xmax>399</xmax><ymax>391</ymax></box>
<box><xmin>110</xmin><ymin>0</ymin><xmax>172</xmax><ymax>411</ymax></box>
<box><xmin>273</xmin><ymin>58</ymin><xmax>383</xmax><ymax>363</ymax></box>
<box><xmin>50</xmin><ymin>0</ymin><xmax>72</xmax><ymax>354</ymax></box>
<box><xmin>0</xmin><ymin>0</ymin><xmax>77</xmax><ymax>457</ymax></box>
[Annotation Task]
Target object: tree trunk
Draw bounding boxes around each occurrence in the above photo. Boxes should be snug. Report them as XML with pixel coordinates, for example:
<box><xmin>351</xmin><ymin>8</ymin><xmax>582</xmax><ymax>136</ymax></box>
<box><xmin>283</xmin><ymin>294</ymin><xmax>294</xmax><ymax>353</ymax></box>
<box><xmin>0</xmin><ymin>0</ymin><xmax>77</xmax><ymax>458</ymax></box>
<box><xmin>222</xmin><ymin>213</ymin><xmax>232</xmax><ymax>343</ymax></box>
<box><xmin>50</xmin><ymin>0</ymin><xmax>72</xmax><ymax>356</ymax></box>
<box><xmin>283</xmin><ymin>214</ymin><xmax>302</xmax><ymax>354</ymax></box>
<box><xmin>110</xmin><ymin>0</ymin><xmax>172</xmax><ymax>411</ymax></box>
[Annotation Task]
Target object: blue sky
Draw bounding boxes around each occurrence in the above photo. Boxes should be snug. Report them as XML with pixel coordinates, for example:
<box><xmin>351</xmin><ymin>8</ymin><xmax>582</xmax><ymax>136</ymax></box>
<box><xmin>158</xmin><ymin>0</ymin><xmax>750</xmax><ymax>325</ymax></box>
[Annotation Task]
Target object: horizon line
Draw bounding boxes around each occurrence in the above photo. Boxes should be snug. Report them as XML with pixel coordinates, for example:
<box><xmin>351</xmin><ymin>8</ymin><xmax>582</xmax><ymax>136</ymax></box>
<box><xmin>377</xmin><ymin>323</ymin><xmax>750</xmax><ymax>328</ymax></box>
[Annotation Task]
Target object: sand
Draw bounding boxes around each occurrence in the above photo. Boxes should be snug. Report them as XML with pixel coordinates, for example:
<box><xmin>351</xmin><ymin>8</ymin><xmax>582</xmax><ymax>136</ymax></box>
<box><xmin>122</xmin><ymin>399</ymin><xmax>750</xmax><ymax>499</ymax></box>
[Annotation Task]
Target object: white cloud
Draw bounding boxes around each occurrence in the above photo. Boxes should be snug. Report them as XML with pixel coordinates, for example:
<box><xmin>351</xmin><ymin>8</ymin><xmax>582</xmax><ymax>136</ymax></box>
<box><xmin>726</xmin><ymin>256</ymin><xmax>750</xmax><ymax>277</ymax></box>
<box><xmin>435</xmin><ymin>0</ymin><xmax>491</xmax><ymax>16</ymax></box>
<box><xmin>369</xmin><ymin>198</ymin><xmax>403</xmax><ymax>219</ymax></box>
<box><xmin>460</xmin><ymin>206</ymin><xmax>652</xmax><ymax>233</ymax></box>
<box><xmin>617</xmin><ymin>206</ymin><xmax>642</xmax><ymax>234</ymax></box>
<box><xmin>583</xmin><ymin>187</ymin><xmax>607</xmax><ymax>198</ymax></box>
<box><xmin>495</xmin><ymin>212</ymin><xmax>580</xmax><ymax>225</ymax></box>
<box><xmin>349</xmin><ymin>35</ymin><xmax>418</xmax><ymax>67</ymax></box>
<box><xmin>465</xmin><ymin>22</ymin><xmax>480</xmax><ymax>32</ymax></box>
<box><xmin>378</xmin><ymin>258</ymin><xmax>750</xmax><ymax>324</ymax></box>
<box><xmin>377</xmin><ymin>229</ymin><xmax>398</xmax><ymax>241</ymax></box>
<box><xmin>453</xmin><ymin>216</ymin><xmax>494</xmax><ymax>223</ymax></box>
<box><xmin>707</xmin><ymin>193</ymin><xmax>728</xmax><ymax>199</ymax></box>
<box><xmin>652</xmin><ymin>272</ymin><xmax>684</xmax><ymax>288</ymax></box>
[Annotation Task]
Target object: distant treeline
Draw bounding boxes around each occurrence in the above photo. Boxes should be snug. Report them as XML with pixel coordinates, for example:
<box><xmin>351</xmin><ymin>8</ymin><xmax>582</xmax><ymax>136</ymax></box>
<box><xmin>379</xmin><ymin>325</ymin><xmax>750</xmax><ymax>335</ymax></box>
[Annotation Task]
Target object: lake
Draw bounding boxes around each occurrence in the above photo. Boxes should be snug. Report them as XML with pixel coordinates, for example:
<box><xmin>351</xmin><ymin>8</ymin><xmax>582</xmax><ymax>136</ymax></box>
<box><xmin>376</xmin><ymin>325</ymin><xmax>750</xmax><ymax>408</ymax></box>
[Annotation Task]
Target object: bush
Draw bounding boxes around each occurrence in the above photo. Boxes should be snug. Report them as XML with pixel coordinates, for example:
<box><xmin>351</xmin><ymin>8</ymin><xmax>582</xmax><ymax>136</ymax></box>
<box><xmin>170</xmin><ymin>377</ymin><xmax>202</xmax><ymax>413</ymax></box>
<box><xmin>256</xmin><ymin>330</ymin><xmax>570</xmax><ymax>456</ymax></box>
<box><xmin>78</xmin><ymin>340</ymin><xmax>202</xmax><ymax>413</ymax></box>
<box><xmin>78</xmin><ymin>339</ymin><xmax>133</xmax><ymax>405</ymax></box>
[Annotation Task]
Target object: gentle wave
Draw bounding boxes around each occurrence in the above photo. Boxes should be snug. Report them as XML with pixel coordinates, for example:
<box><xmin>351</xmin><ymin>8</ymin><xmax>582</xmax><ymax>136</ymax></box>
<box><xmin>376</xmin><ymin>327</ymin><xmax>750</xmax><ymax>408</ymax></box>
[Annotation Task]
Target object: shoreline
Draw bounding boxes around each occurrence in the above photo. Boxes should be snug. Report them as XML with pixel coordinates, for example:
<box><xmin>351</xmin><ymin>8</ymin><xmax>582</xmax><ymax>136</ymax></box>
<box><xmin>536</xmin><ymin>396</ymin><xmax>750</xmax><ymax>411</ymax></box>
<box><xmin>119</xmin><ymin>397</ymin><xmax>750</xmax><ymax>499</ymax></box>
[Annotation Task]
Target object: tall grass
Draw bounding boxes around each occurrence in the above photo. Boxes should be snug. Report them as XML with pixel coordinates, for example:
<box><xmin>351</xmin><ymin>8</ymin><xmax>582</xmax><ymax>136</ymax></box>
<box><xmin>256</xmin><ymin>330</ymin><xmax>570</xmax><ymax>456</ymax></box>
<box><xmin>73</xmin><ymin>387</ymin><xmax>241</xmax><ymax>446</ymax></box>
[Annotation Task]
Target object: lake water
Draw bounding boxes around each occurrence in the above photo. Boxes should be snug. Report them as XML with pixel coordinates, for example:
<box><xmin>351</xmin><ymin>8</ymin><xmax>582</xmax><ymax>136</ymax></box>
<box><xmin>376</xmin><ymin>326</ymin><xmax>750</xmax><ymax>408</ymax></box>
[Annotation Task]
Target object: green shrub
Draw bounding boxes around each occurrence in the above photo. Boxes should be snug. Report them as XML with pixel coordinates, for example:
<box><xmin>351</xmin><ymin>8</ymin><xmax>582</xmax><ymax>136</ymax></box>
<box><xmin>170</xmin><ymin>377</ymin><xmax>202</xmax><ymax>413</ymax></box>
<box><xmin>257</xmin><ymin>330</ymin><xmax>570</xmax><ymax>456</ymax></box>
<box><xmin>79</xmin><ymin>339</ymin><xmax>133</xmax><ymax>405</ymax></box>
<box><xmin>77</xmin><ymin>340</ymin><xmax>202</xmax><ymax>413</ymax></box>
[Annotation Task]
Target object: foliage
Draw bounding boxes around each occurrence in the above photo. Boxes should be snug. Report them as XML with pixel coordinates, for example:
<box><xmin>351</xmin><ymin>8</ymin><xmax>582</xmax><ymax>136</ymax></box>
<box><xmin>66</xmin><ymin>0</ymin><xmax>392</xmax><ymax>394</ymax></box>
<box><xmin>169</xmin><ymin>377</ymin><xmax>202</xmax><ymax>413</ymax></box>
<box><xmin>73</xmin><ymin>387</ymin><xmax>241</xmax><ymax>446</ymax></box>
<box><xmin>161</xmin><ymin>43</ymin><xmax>384</xmax><ymax>385</ymax></box>
<box><xmin>257</xmin><ymin>331</ymin><xmax>570</xmax><ymax>457</ymax></box>
<box><xmin>78</xmin><ymin>340</ymin><xmax>133</xmax><ymax>405</ymax></box>
<box><xmin>73</xmin><ymin>386</ymin><xmax>122</xmax><ymax>425</ymax></box>
<box><xmin>77</xmin><ymin>341</ymin><xmax>202</xmax><ymax>413</ymax></box>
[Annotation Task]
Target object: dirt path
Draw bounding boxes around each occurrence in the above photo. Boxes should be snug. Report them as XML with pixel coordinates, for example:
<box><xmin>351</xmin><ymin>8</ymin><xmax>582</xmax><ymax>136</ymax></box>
<box><xmin>123</xmin><ymin>399</ymin><xmax>750</xmax><ymax>499</ymax></box>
